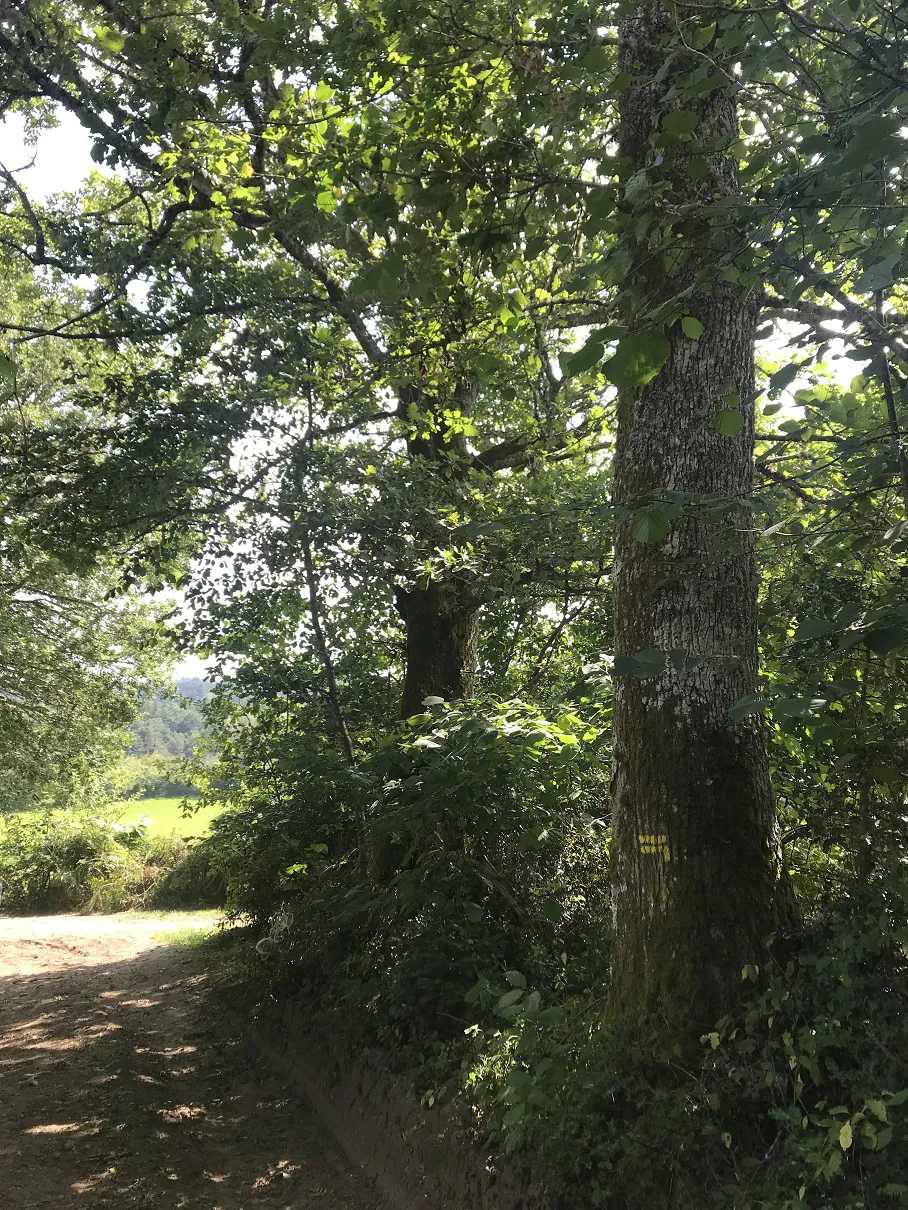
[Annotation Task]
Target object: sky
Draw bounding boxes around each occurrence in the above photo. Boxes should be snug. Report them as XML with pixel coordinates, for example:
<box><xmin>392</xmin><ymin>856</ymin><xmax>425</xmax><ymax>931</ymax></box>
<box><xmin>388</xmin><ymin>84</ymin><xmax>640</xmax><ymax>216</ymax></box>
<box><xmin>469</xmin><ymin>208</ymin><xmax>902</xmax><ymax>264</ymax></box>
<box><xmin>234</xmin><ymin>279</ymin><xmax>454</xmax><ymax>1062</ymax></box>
<box><xmin>0</xmin><ymin>111</ymin><xmax>95</xmax><ymax>201</ymax></box>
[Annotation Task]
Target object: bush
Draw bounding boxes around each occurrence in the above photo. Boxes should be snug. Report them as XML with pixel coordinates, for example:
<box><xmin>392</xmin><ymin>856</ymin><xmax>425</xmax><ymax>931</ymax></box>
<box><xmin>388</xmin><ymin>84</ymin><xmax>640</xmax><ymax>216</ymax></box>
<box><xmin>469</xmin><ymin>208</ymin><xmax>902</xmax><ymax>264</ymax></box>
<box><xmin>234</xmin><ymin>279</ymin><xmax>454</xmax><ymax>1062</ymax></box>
<box><xmin>210</xmin><ymin>698</ymin><xmax>610</xmax><ymax>1055</ymax></box>
<box><xmin>149</xmin><ymin>840</ymin><xmax>228</xmax><ymax>908</ymax></box>
<box><xmin>0</xmin><ymin>809</ymin><xmax>220</xmax><ymax>913</ymax></box>
<box><xmin>203</xmin><ymin>698</ymin><xmax>908</xmax><ymax>1210</ymax></box>
<box><xmin>445</xmin><ymin>876</ymin><xmax>908</xmax><ymax>1209</ymax></box>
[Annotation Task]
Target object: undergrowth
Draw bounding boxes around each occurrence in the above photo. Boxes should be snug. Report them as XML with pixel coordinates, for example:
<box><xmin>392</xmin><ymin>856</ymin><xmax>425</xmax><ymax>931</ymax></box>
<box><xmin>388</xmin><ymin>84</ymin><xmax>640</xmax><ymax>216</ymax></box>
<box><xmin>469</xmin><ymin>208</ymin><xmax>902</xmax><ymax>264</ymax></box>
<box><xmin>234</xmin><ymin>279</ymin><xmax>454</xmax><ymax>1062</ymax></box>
<box><xmin>0</xmin><ymin>808</ymin><xmax>226</xmax><ymax>912</ymax></box>
<box><xmin>202</xmin><ymin>698</ymin><xmax>908</xmax><ymax>1209</ymax></box>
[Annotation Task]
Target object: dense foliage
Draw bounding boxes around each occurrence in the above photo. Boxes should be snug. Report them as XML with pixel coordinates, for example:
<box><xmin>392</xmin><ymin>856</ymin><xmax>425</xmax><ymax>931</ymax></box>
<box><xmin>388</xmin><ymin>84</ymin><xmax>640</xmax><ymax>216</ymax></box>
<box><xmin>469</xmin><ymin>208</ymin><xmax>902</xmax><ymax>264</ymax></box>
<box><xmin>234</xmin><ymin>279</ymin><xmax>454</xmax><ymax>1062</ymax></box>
<box><xmin>2</xmin><ymin>0</ymin><xmax>908</xmax><ymax>1206</ymax></box>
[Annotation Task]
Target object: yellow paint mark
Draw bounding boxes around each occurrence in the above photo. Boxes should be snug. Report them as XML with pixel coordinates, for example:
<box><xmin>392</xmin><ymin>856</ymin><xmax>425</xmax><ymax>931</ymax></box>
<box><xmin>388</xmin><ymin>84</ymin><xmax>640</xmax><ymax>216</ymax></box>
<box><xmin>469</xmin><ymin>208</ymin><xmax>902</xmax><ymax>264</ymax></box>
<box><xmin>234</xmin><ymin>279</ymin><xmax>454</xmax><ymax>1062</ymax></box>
<box><xmin>638</xmin><ymin>833</ymin><xmax>671</xmax><ymax>861</ymax></box>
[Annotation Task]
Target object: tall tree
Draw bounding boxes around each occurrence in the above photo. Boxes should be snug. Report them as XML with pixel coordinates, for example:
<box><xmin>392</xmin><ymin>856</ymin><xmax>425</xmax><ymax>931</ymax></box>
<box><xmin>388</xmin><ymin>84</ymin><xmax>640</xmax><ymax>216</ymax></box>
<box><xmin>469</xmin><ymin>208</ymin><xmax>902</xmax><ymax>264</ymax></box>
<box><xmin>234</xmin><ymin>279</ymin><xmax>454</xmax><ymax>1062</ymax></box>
<box><xmin>0</xmin><ymin>0</ymin><xmax>610</xmax><ymax>718</ymax></box>
<box><xmin>608</xmin><ymin>2</ymin><xmax>781</xmax><ymax>1029</ymax></box>
<box><xmin>605</xmin><ymin>0</ymin><xmax>908</xmax><ymax>1025</ymax></box>
<box><xmin>0</xmin><ymin>266</ymin><xmax>169</xmax><ymax>807</ymax></box>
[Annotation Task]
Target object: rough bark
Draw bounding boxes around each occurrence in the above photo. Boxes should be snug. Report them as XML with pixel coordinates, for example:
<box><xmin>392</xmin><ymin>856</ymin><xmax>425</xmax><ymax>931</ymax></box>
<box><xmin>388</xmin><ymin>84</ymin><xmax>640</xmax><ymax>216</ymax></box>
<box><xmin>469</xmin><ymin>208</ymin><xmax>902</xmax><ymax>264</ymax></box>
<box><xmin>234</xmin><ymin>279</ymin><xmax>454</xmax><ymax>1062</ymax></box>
<box><xmin>609</xmin><ymin>3</ymin><xmax>784</xmax><ymax>1030</ymax></box>
<box><xmin>393</xmin><ymin>379</ymin><xmax>482</xmax><ymax>719</ymax></box>
<box><xmin>396</xmin><ymin>581</ymin><xmax>479</xmax><ymax>718</ymax></box>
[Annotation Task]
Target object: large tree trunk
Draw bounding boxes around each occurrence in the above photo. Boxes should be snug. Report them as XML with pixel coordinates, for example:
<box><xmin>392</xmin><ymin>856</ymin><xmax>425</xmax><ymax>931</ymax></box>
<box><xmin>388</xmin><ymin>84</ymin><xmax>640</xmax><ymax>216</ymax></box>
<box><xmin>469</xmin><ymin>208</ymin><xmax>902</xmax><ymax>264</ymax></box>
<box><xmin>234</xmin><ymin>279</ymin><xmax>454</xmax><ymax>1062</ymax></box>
<box><xmin>608</xmin><ymin>3</ymin><xmax>784</xmax><ymax>1030</ymax></box>
<box><xmin>396</xmin><ymin>581</ymin><xmax>479</xmax><ymax>718</ymax></box>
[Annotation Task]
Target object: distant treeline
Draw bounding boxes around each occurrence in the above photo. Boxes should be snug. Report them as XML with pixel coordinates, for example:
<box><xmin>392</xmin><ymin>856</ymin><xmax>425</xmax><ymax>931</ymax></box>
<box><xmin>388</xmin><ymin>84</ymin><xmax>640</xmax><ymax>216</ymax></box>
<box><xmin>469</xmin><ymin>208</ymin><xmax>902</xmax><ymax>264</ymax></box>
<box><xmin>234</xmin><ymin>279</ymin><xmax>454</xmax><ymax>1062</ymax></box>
<box><xmin>127</xmin><ymin>679</ymin><xmax>212</xmax><ymax>759</ymax></box>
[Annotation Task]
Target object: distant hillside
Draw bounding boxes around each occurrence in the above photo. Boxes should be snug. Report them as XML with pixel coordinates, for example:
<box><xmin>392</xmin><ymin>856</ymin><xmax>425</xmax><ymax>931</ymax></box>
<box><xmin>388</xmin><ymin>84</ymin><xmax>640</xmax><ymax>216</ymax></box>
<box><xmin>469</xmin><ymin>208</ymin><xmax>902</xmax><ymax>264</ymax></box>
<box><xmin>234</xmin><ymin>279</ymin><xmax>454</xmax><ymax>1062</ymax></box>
<box><xmin>128</xmin><ymin>679</ymin><xmax>213</xmax><ymax>758</ymax></box>
<box><xmin>173</xmin><ymin>677</ymin><xmax>213</xmax><ymax>701</ymax></box>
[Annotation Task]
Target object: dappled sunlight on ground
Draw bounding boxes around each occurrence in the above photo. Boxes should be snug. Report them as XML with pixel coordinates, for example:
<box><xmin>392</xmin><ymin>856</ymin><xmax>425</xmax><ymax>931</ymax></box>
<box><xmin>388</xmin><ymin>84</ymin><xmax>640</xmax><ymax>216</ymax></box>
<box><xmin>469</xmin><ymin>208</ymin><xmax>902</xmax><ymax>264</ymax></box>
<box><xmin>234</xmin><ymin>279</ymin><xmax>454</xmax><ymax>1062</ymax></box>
<box><xmin>0</xmin><ymin>916</ymin><xmax>379</xmax><ymax>1209</ymax></box>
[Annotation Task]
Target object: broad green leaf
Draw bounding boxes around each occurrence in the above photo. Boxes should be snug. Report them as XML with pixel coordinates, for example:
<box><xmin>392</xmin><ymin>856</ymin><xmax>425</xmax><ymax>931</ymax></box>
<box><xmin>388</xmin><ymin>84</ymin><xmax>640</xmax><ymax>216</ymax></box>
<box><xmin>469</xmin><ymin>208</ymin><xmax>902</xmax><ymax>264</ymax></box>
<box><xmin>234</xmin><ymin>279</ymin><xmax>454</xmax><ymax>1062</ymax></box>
<box><xmin>631</xmin><ymin>509</ymin><xmax>670</xmax><ymax>543</ymax></box>
<box><xmin>867</xmin><ymin>1099</ymin><xmax>888</xmax><ymax>1123</ymax></box>
<box><xmin>604</xmin><ymin>331</ymin><xmax>670</xmax><ymax>390</ymax></box>
<box><xmin>839</xmin><ymin>1121</ymin><xmax>853</xmax><ymax>1151</ymax></box>
<box><xmin>613</xmin><ymin>648</ymin><xmax>668</xmax><ymax>678</ymax></box>
<box><xmin>768</xmin><ymin>363</ymin><xmax>803</xmax><ymax>396</ymax></box>
<box><xmin>563</xmin><ymin>336</ymin><xmax>604</xmax><ymax>377</ymax></box>
<box><xmin>864</xmin><ymin>624</ymin><xmax>907</xmax><ymax>654</ymax></box>
<box><xmin>875</xmin><ymin>1127</ymin><xmax>894</xmax><ymax>1151</ymax></box>
<box><xmin>728</xmin><ymin>695</ymin><xmax>771</xmax><ymax>722</ymax></box>
<box><xmin>681</xmin><ymin>316</ymin><xmax>703</xmax><ymax>340</ymax></box>
<box><xmin>662</xmin><ymin>110</ymin><xmax>699</xmax><ymax>137</ymax></box>
<box><xmin>773</xmin><ymin>696</ymin><xmax>828</xmax><ymax>719</ymax></box>
<box><xmin>94</xmin><ymin>25</ymin><xmax>125</xmax><ymax>53</ymax></box>
<box><xmin>0</xmin><ymin>352</ymin><xmax>16</xmax><ymax>383</ymax></box>
<box><xmin>715</xmin><ymin>409</ymin><xmax>744</xmax><ymax>437</ymax></box>
<box><xmin>870</xmin><ymin>766</ymin><xmax>901</xmax><ymax>786</ymax></box>
<box><xmin>581</xmin><ymin>45</ymin><xmax>613</xmax><ymax>72</ymax></box>
<box><xmin>853</xmin><ymin>252</ymin><xmax>902</xmax><ymax>294</ymax></box>
<box><xmin>795</xmin><ymin>618</ymin><xmax>837</xmax><ymax>641</ymax></box>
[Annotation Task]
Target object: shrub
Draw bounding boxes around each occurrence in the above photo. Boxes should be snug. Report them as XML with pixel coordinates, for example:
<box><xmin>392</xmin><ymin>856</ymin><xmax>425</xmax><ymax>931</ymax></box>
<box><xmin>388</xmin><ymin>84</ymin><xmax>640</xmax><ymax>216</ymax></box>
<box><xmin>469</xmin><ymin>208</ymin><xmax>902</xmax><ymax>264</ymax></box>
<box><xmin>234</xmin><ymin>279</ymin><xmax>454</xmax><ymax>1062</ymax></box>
<box><xmin>210</xmin><ymin>698</ymin><xmax>610</xmax><ymax>1056</ymax></box>
<box><xmin>0</xmin><ymin>809</ymin><xmax>219</xmax><ymax>913</ymax></box>
<box><xmin>204</xmin><ymin>698</ymin><xmax>908</xmax><ymax>1210</ymax></box>
<box><xmin>149</xmin><ymin>840</ymin><xmax>228</xmax><ymax>908</ymax></box>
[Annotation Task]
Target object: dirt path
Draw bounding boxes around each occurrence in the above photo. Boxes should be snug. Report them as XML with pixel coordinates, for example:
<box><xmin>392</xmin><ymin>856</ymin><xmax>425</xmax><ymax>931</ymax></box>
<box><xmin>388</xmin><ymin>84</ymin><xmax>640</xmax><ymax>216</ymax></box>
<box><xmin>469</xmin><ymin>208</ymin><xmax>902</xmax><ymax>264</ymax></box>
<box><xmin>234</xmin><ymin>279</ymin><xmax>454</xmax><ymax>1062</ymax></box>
<box><xmin>0</xmin><ymin>914</ymin><xmax>382</xmax><ymax>1210</ymax></box>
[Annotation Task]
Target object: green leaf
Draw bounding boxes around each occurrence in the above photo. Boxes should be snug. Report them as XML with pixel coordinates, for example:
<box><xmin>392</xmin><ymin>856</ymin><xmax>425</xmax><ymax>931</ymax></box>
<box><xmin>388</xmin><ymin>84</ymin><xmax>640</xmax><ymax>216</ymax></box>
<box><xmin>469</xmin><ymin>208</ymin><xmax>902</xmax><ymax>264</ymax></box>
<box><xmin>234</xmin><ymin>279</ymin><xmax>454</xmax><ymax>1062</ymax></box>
<box><xmin>94</xmin><ymin>25</ymin><xmax>125</xmax><ymax>53</ymax></box>
<box><xmin>715</xmin><ymin>409</ymin><xmax>744</xmax><ymax>437</ymax></box>
<box><xmin>0</xmin><ymin>352</ymin><xmax>16</xmax><ymax>383</ymax></box>
<box><xmin>853</xmin><ymin>252</ymin><xmax>901</xmax><ymax>294</ymax></box>
<box><xmin>613</xmin><ymin>648</ymin><xmax>668</xmax><ymax>678</ymax></box>
<box><xmin>631</xmin><ymin>509</ymin><xmax>670</xmax><ymax>543</ymax></box>
<box><xmin>603</xmin><ymin>331</ymin><xmax>670</xmax><ymax>390</ymax></box>
<box><xmin>768</xmin><ymin>363</ymin><xmax>803</xmax><ymax>396</ymax></box>
<box><xmin>839</xmin><ymin>1121</ymin><xmax>853</xmax><ymax>1151</ymax></box>
<box><xmin>728</xmin><ymin>695</ymin><xmax>771</xmax><ymax>722</ymax></box>
<box><xmin>537</xmin><ymin>1006</ymin><xmax>566</xmax><ymax>1026</ymax></box>
<box><xmin>773</xmin><ymin>696</ymin><xmax>828</xmax><ymax>719</ymax></box>
<box><xmin>875</xmin><ymin>1126</ymin><xmax>894</xmax><ymax>1151</ymax></box>
<box><xmin>870</xmin><ymin>766</ymin><xmax>901</xmax><ymax>786</ymax></box>
<box><xmin>864</xmin><ymin>624</ymin><xmax>907</xmax><ymax>654</ymax></box>
<box><xmin>464</xmin><ymin>902</ymin><xmax>483</xmax><ymax>923</ymax></box>
<box><xmin>581</xmin><ymin>45</ymin><xmax>613</xmax><ymax>73</ymax></box>
<box><xmin>563</xmin><ymin>336</ymin><xmax>604</xmax><ymax>377</ymax></box>
<box><xmin>681</xmin><ymin>316</ymin><xmax>703</xmax><ymax>340</ymax></box>
<box><xmin>505</xmin><ymin>970</ymin><xmax>527</xmax><ymax>988</ymax></box>
<box><xmin>661</xmin><ymin>110</ymin><xmax>699</xmax><ymax>137</ymax></box>
<box><xmin>795</xmin><ymin>618</ymin><xmax>837</xmax><ymax>641</ymax></box>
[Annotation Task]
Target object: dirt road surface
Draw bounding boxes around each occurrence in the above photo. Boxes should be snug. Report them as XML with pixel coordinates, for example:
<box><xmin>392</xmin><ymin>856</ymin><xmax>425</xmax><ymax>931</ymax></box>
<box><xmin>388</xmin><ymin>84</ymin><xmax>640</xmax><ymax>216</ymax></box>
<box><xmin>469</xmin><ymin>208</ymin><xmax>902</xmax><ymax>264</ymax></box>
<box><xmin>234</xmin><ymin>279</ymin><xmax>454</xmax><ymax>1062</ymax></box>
<box><xmin>0</xmin><ymin>914</ymin><xmax>382</xmax><ymax>1210</ymax></box>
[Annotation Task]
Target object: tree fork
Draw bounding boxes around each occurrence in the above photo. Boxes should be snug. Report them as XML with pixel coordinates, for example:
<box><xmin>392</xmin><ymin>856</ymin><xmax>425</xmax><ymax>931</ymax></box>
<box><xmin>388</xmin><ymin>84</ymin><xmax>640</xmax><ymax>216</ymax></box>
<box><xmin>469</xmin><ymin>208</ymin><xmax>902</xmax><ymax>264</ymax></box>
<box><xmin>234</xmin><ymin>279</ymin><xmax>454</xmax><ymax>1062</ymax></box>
<box><xmin>608</xmin><ymin>2</ymin><xmax>786</xmax><ymax>1031</ymax></box>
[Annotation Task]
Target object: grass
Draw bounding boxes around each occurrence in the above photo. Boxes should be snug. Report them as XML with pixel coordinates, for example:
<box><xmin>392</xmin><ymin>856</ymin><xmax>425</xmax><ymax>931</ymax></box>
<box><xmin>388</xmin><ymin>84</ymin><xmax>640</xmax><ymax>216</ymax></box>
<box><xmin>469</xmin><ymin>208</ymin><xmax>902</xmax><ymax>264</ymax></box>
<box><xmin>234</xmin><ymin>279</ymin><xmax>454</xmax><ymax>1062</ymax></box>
<box><xmin>0</xmin><ymin>797</ymin><xmax>225</xmax><ymax>840</ymax></box>
<box><xmin>111</xmin><ymin>796</ymin><xmax>224</xmax><ymax>838</ymax></box>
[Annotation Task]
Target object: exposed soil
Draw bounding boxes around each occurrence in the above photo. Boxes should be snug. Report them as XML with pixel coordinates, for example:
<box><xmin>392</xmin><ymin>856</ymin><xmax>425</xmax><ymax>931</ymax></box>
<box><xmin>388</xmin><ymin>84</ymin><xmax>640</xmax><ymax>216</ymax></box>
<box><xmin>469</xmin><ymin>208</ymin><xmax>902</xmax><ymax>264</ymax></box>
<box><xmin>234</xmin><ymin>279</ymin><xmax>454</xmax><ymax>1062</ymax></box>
<box><xmin>0</xmin><ymin>914</ymin><xmax>382</xmax><ymax>1210</ymax></box>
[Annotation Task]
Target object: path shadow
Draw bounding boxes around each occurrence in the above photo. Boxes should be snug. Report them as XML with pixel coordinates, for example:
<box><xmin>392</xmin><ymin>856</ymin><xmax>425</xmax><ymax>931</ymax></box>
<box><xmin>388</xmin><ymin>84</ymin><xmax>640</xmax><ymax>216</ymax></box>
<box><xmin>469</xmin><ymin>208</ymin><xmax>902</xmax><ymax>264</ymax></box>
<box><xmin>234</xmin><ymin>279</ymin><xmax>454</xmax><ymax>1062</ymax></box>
<box><xmin>0</xmin><ymin>940</ymin><xmax>368</xmax><ymax>1210</ymax></box>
